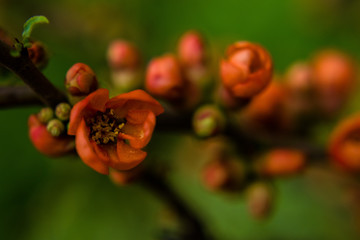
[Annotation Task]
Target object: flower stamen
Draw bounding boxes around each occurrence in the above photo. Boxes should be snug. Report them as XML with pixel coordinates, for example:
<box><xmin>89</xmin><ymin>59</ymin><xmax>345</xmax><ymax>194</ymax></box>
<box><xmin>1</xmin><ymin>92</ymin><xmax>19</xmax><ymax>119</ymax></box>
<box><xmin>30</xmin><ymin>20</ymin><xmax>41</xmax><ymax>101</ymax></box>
<box><xmin>86</xmin><ymin>109</ymin><xmax>126</xmax><ymax>145</ymax></box>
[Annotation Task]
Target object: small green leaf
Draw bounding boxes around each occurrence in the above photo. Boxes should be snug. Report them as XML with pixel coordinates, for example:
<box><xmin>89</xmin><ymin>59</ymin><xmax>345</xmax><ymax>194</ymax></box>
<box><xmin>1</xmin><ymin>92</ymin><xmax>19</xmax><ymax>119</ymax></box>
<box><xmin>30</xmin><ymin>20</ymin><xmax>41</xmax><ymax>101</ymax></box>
<box><xmin>10</xmin><ymin>50</ymin><xmax>20</xmax><ymax>57</ymax></box>
<box><xmin>22</xmin><ymin>16</ymin><xmax>49</xmax><ymax>42</ymax></box>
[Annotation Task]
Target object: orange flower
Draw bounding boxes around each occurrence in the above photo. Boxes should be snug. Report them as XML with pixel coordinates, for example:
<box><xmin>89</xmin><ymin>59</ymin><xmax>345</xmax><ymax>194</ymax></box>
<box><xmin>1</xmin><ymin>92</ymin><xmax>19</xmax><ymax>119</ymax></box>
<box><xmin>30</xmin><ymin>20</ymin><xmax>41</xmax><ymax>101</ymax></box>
<box><xmin>28</xmin><ymin>114</ymin><xmax>75</xmax><ymax>157</ymax></box>
<box><xmin>68</xmin><ymin>88</ymin><xmax>164</xmax><ymax>174</ymax></box>
<box><xmin>329</xmin><ymin>114</ymin><xmax>360</xmax><ymax>171</ymax></box>
<box><xmin>220</xmin><ymin>41</ymin><xmax>273</xmax><ymax>98</ymax></box>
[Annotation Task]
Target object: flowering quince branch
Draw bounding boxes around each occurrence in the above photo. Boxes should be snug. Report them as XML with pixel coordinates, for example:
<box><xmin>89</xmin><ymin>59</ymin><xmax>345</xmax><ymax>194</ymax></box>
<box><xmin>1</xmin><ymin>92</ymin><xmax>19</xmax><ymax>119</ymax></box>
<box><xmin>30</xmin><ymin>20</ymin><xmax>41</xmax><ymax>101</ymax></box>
<box><xmin>140</xmin><ymin>169</ymin><xmax>211</xmax><ymax>240</ymax></box>
<box><xmin>0</xmin><ymin>39</ymin><xmax>67</xmax><ymax>107</ymax></box>
<box><xmin>2</xmin><ymin>15</ymin><xmax>360</xmax><ymax>239</ymax></box>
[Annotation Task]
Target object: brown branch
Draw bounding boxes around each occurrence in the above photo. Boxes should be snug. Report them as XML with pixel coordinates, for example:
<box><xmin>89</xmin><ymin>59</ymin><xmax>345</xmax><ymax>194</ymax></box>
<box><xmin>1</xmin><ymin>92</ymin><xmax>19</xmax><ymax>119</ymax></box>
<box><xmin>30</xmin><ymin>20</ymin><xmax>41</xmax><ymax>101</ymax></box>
<box><xmin>140</xmin><ymin>169</ymin><xmax>212</xmax><ymax>240</ymax></box>
<box><xmin>0</xmin><ymin>40</ymin><xmax>67</xmax><ymax>107</ymax></box>
<box><xmin>0</xmin><ymin>86</ymin><xmax>43</xmax><ymax>108</ymax></box>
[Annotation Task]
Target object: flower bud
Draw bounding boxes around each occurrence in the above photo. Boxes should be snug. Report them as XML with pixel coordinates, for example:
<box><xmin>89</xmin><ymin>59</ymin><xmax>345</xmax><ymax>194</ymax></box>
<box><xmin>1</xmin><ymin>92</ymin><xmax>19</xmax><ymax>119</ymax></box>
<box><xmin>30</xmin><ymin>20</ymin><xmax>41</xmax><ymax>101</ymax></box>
<box><xmin>38</xmin><ymin>107</ymin><xmax>54</xmax><ymax>124</ymax></box>
<box><xmin>329</xmin><ymin>114</ymin><xmax>360</xmax><ymax>171</ymax></box>
<box><xmin>107</xmin><ymin>40</ymin><xmax>140</xmax><ymax>70</ymax></box>
<box><xmin>283</xmin><ymin>62</ymin><xmax>315</xmax><ymax>124</ymax></box>
<box><xmin>27</xmin><ymin>41</ymin><xmax>48</xmax><ymax>69</ymax></box>
<box><xmin>65</xmin><ymin>63</ymin><xmax>98</xmax><ymax>97</ymax></box>
<box><xmin>193</xmin><ymin>105</ymin><xmax>225</xmax><ymax>137</ymax></box>
<box><xmin>55</xmin><ymin>102</ymin><xmax>71</xmax><ymax>121</ymax></box>
<box><xmin>202</xmin><ymin>157</ymin><xmax>245</xmax><ymax>192</ymax></box>
<box><xmin>312</xmin><ymin>50</ymin><xmax>356</xmax><ymax>115</ymax></box>
<box><xmin>28</xmin><ymin>114</ymin><xmax>75</xmax><ymax>157</ymax></box>
<box><xmin>256</xmin><ymin>149</ymin><xmax>305</xmax><ymax>177</ymax></box>
<box><xmin>145</xmin><ymin>54</ymin><xmax>184</xmax><ymax>100</ymax></box>
<box><xmin>246</xmin><ymin>182</ymin><xmax>273</xmax><ymax>220</ymax></box>
<box><xmin>109</xmin><ymin>166</ymin><xmax>142</xmax><ymax>186</ymax></box>
<box><xmin>220</xmin><ymin>41</ymin><xmax>273</xmax><ymax>98</ymax></box>
<box><xmin>239</xmin><ymin>81</ymin><xmax>288</xmax><ymax>132</ymax></box>
<box><xmin>47</xmin><ymin>119</ymin><xmax>65</xmax><ymax>137</ymax></box>
<box><xmin>178</xmin><ymin>30</ymin><xmax>206</xmax><ymax>67</ymax></box>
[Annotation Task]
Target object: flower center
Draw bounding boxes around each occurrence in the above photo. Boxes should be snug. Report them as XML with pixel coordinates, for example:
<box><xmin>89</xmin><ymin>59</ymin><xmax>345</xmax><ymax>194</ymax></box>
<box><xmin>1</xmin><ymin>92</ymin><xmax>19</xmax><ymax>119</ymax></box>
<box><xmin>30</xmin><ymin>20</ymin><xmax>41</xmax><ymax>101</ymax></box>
<box><xmin>86</xmin><ymin>109</ymin><xmax>126</xmax><ymax>145</ymax></box>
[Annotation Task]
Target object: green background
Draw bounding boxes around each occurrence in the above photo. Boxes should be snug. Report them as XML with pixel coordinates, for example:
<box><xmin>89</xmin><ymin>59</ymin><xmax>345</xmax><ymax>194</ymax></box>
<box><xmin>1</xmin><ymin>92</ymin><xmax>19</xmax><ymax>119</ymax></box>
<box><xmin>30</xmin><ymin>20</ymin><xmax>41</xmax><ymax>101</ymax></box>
<box><xmin>1</xmin><ymin>0</ymin><xmax>360</xmax><ymax>239</ymax></box>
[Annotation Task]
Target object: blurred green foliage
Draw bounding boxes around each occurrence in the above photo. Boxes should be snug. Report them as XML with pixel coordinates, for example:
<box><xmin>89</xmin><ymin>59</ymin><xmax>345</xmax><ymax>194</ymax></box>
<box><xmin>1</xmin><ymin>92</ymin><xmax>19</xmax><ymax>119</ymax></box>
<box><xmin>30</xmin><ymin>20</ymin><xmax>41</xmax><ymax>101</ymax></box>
<box><xmin>1</xmin><ymin>0</ymin><xmax>360</xmax><ymax>239</ymax></box>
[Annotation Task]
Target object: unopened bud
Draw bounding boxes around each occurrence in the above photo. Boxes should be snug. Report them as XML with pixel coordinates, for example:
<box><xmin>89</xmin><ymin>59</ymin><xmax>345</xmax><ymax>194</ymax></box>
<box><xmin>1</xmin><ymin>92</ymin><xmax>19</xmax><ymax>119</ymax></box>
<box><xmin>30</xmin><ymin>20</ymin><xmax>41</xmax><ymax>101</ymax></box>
<box><xmin>145</xmin><ymin>54</ymin><xmax>184</xmax><ymax>100</ymax></box>
<box><xmin>329</xmin><ymin>114</ymin><xmax>360</xmax><ymax>171</ymax></box>
<box><xmin>202</xmin><ymin>158</ymin><xmax>245</xmax><ymax>192</ymax></box>
<box><xmin>55</xmin><ymin>102</ymin><xmax>71</xmax><ymax>121</ymax></box>
<box><xmin>107</xmin><ymin>40</ymin><xmax>140</xmax><ymax>70</ymax></box>
<box><xmin>27</xmin><ymin>41</ymin><xmax>48</xmax><ymax>69</ymax></box>
<box><xmin>193</xmin><ymin>105</ymin><xmax>225</xmax><ymax>137</ymax></box>
<box><xmin>312</xmin><ymin>50</ymin><xmax>356</xmax><ymax>115</ymax></box>
<box><xmin>65</xmin><ymin>63</ymin><xmax>98</xmax><ymax>97</ymax></box>
<box><xmin>178</xmin><ymin>30</ymin><xmax>206</xmax><ymax>67</ymax></box>
<box><xmin>246</xmin><ymin>182</ymin><xmax>273</xmax><ymax>220</ymax></box>
<box><xmin>257</xmin><ymin>149</ymin><xmax>305</xmax><ymax>177</ymax></box>
<box><xmin>38</xmin><ymin>107</ymin><xmax>54</xmax><ymax>124</ymax></box>
<box><xmin>220</xmin><ymin>41</ymin><xmax>273</xmax><ymax>98</ymax></box>
<box><xmin>28</xmin><ymin>114</ymin><xmax>75</xmax><ymax>157</ymax></box>
<box><xmin>47</xmin><ymin>119</ymin><xmax>65</xmax><ymax>137</ymax></box>
<box><xmin>109</xmin><ymin>166</ymin><xmax>142</xmax><ymax>186</ymax></box>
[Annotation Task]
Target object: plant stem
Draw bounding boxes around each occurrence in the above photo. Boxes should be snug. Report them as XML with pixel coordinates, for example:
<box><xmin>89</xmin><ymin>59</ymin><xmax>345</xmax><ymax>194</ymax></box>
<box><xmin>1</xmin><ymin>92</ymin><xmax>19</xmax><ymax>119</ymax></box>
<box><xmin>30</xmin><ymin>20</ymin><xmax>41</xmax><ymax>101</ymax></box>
<box><xmin>0</xmin><ymin>40</ymin><xmax>67</xmax><ymax>107</ymax></box>
<box><xmin>140</xmin><ymin>169</ymin><xmax>212</xmax><ymax>240</ymax></box>
<box><xmin>0</xmin><ymin>86</ymin><xmax>42</xmax><ymax>108</ymax></box>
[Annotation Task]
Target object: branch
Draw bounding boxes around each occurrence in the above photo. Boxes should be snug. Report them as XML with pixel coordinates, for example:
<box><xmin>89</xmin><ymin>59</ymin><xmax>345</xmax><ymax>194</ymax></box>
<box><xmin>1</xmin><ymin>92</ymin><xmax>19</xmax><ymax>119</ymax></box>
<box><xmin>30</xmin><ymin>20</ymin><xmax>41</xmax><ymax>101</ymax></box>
<box><xmin>0</xmin><ymin>86</ymin><xmax>43</xmax><ymax>108</ymax></box>
<box><xmin>140</xmin><ymin>169</ymin><xmax>212</xmax><ymax>240</ymax></box>
<box><xmin>0</xmin><ymin>40</ymin><xmax>67</xmax><ymax>107</ymax></box>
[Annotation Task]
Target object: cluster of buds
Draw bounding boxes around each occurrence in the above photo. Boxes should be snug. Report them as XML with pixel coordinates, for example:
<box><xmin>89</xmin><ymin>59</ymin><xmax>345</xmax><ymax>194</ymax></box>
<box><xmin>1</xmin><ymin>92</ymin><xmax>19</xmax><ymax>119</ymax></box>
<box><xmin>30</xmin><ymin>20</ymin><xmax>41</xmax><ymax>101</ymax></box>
<box><xmin>145</xmin><ymin>31</ymin><xmax>209</xmax><ymax>110</ymax></box>
<box><xmin>233</xmin><ymin>49</ymin><xmax>356</xmax><ymax>135</ymax></box>
<box><xmin>107</xmin><ymin>40</ymin><xmax>142</xmax><ymax>91</ymax></box>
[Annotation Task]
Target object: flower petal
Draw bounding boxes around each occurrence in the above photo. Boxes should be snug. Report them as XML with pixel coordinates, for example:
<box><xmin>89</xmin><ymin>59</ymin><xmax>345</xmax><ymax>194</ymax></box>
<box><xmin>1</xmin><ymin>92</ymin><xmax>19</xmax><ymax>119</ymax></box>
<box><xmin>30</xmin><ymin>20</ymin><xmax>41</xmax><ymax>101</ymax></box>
<box><xmin>68</xmin><ymin>88</ymin><xmax>109</xmax><ymax>135</ymax></box>
<box><xmin>120</xmin><ymin>110</ymin><xmax>156</xmax><ymax>149</ymax></box>
<box><xmin>106</xmin><ymin>89</ymin><xmax>164</xmax><ymax>117</ymax></box>
<box><xmin>75</xmin><ymin>119</ymin><xmax>109</xmax><ymax>174</ymax></box>
<box><xmin>108</xmin><ymin>140</ymin><xmax>147</xmax><ymax>171</ymax></box>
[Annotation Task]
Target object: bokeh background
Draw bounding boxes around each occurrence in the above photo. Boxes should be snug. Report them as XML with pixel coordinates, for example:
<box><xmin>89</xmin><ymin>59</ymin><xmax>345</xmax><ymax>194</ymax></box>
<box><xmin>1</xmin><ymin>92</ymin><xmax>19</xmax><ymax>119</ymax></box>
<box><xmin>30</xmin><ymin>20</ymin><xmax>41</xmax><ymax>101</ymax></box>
<box><xmin>1</xmin><ymin>0</ymin><xmax>360</xmax><ymax>239</ymax></box>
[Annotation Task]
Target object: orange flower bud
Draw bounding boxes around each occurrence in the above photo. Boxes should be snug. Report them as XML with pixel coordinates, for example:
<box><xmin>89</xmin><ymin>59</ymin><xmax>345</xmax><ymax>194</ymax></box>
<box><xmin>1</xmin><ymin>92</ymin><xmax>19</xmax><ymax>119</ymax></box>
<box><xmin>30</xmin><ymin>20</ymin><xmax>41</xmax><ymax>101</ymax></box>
<box><xmin>257</xmin><ymin>149</ymin><xmax>306</xmax><ymax>177</ymax></box>
<box><xmin>312</xmin><ymin>50</ymin><xmax>356</xmax><ymax>115</ymax></box>
<box><xmin>283</xmin><ymin>62</ymin><xmax>315</xmax><ymax>122</ymax></box>
<box><xmin>109</xmin><ymin>165</ymin><xmax>143</xmax><ymax>186</ymax></box>
<box><xmin>329</xmin><ymin>114</ymin><xmax>360</xmax><ymax>171</ymax></box>
<box><xmin>178</xmin><ymin>30</ymin><xmax>206</xmax><ymax>67</ymax></box>
<box><xmin>202</xmin><ymin>157</ymin><xmax>245</xmax><ymax>192</ymax></box>
<box><xmin>239</xmin><ymin>81</ymin><xmax>288</xmax><ymax>132</ymax></box>
<box><xmin>107</xmin><ymin>40</ymin><xmax>140</xmax><ymax>70</ymax></box>
<box><xmin>145</xmin><ymin>54</ymin><xmax>184</xmax><ymax>100</ymax></box>
<box><xmin>246</xmin><ymin>182</ymin><xmax>273</xmax><ymax>220</ymax></box>
<box><xmin>27</xmin><ymin>41</ymin><xmax>48</xmax><ymax>69</ymax></box>
<box><xmin>65</xmin><ymin>63</ymin><xmax>98</xmax><ymax>97</ymax></box>
<box><xmin>220</xmin><ymin>41</ymin><xmax>273</xmax><ymax>98</ymax></box>
<box><xmin>28</xmin><ymin>114</ymin><xmax>75</xmax><ymax>157</ymax></box>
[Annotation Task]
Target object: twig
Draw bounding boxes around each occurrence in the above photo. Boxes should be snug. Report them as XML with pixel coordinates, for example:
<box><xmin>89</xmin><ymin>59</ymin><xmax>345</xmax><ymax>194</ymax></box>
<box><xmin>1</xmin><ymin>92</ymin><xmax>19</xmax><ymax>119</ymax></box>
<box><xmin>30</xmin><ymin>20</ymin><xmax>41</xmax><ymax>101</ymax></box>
<box><xmin>140</xmin><ymin>169</ymin><xmax>212</xmax><ymax>240</ymax></box>
<box><xmin>0</xmin><ymin>40</ymin><xmax>67</xmax><ymax>107</ymax></box>
<box><xmin>0</xmin><ymin>86</ymin><xmax>43</xmax><ymax>108</ymax></box>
